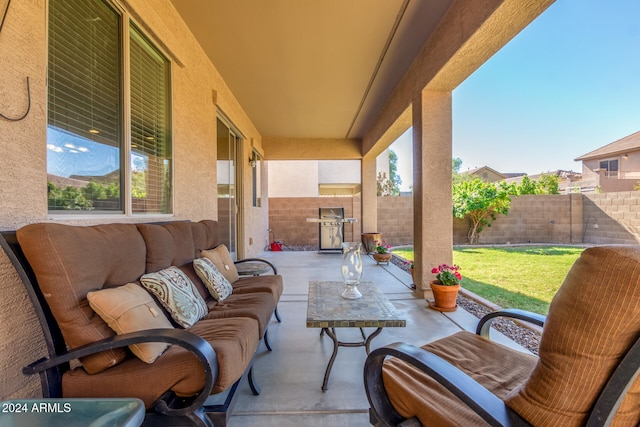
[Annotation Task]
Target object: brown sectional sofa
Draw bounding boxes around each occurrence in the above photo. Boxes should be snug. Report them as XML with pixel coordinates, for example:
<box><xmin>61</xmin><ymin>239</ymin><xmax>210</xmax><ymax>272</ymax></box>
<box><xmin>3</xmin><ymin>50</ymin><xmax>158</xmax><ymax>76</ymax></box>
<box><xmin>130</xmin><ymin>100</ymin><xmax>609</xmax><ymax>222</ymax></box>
<box><xmin>2</xmin><ymin>219</ymin><xmax>283</xmax><ymax>426</ymax></box>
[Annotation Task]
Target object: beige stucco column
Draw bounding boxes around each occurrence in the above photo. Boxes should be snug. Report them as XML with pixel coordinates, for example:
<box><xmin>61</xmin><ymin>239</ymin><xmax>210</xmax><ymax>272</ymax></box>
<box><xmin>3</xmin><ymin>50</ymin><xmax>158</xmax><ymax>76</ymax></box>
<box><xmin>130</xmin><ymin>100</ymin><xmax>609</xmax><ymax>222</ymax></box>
<box><xmin>412</xmin><ymin>90</ymin><xmax>453</xmax><ymax>299</ymax></box>
<box><xmin>361</xmin><ymin>153</ymin><xmax>378</xmax><ymax>235</ymax></box>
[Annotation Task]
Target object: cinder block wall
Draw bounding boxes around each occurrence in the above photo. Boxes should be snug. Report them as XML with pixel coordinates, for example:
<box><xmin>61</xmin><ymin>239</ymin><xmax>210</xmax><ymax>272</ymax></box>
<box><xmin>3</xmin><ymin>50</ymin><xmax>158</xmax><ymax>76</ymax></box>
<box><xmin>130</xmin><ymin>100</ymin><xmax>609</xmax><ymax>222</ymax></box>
<box><xmin>268</xmin><ymin>192</ymin><xmax>640</xmax><ymax>248</ymax></box>
<box><xmin>375</xmin><ymin>194</ymin><xmax>575</xmax><ymax>246</ymax></box>
<box><xmin>466</xmin><ymin>195</ymin><xmax>572</xmax><ymax>244</ymax></box>
<box><xmin>376</xmin><ymin>196</ymin><xmax>414</xmax><ymax>246</ymax></box>
<box><xmin>582</xmin><ymin>192</ymin><xmax>640</xmax><ymax>245</ymax></box>
<box><xmin>268</xmin><ymin>197</ymin><xmax>359</xmax><ymax>249</ymax></box>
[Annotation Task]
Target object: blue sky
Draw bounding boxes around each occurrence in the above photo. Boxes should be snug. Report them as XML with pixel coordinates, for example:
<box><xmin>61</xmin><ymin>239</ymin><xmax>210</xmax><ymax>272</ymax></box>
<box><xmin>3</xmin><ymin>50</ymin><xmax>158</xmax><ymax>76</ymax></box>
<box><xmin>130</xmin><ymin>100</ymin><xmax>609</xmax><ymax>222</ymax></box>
<box><xmin>391</xmin><ymin>0</ymin><xmax>640</xmax><ymax>191</ymax></box>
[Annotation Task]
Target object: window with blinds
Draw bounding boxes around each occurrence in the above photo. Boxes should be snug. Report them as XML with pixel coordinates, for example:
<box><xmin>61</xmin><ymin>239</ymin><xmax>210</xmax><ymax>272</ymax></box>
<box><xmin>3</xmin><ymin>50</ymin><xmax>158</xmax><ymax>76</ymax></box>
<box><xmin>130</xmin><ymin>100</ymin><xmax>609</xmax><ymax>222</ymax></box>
<box><xmin>46</xmin><ymin>0</ymin><xmax>172</xmax><ymax>214</ymax></box>
<box><xmin>130</xmin><ymin>25</ymin><xmax>172</xmax><ymax>214</ymax></box>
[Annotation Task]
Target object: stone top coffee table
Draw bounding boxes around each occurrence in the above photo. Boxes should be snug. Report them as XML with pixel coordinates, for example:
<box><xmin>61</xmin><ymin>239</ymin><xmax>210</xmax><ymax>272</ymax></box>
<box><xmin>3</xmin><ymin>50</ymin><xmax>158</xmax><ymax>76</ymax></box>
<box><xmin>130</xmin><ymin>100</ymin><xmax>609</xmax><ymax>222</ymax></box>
<box><xmin>306</xmin><ymin>281</ymin><xmax>406</xmax><ymax>391</ymax></box>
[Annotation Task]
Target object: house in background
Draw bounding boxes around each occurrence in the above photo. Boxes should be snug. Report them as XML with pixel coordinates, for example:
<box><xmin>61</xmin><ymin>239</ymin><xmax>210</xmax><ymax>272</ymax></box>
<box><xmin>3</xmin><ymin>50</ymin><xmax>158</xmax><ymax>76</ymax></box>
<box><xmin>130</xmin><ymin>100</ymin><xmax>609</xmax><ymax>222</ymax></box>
<box><xmin>575</xmin><ymin>130</ymin><xmax>640</xmax><ymax>192</ymax></box>
<box><xmin>463</xmin><ymin>166</ymin><xmax>524</xmax><ymax>182</ymax></box>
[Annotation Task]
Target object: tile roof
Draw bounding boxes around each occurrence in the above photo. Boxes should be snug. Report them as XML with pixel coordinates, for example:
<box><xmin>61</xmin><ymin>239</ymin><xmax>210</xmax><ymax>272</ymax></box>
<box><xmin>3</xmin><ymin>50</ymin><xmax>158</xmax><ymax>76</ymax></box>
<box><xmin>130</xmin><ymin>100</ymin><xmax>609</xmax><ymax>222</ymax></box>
<box><xmin>575</xmin><ymin>130</ymin><xmax>640</xmax><ymax>161</ymax></box>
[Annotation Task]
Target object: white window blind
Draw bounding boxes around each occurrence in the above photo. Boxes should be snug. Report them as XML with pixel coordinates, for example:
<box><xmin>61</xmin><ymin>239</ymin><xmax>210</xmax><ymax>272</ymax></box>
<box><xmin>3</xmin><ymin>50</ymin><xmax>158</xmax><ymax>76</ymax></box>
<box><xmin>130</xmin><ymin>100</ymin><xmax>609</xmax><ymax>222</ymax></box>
<box><xmin>130</xmin><ymin>24</ymin><xmax>172</xmax><ymax>214</ymax></box>
<box><xmin>47</xmin><ymin>0</ymin><xmax>122</xmax><ymax>211</ymax></box>
<box><xmin>47</xmin><ymin>0</ymin><xmax>172</xmax><ymax>214</ymax></box>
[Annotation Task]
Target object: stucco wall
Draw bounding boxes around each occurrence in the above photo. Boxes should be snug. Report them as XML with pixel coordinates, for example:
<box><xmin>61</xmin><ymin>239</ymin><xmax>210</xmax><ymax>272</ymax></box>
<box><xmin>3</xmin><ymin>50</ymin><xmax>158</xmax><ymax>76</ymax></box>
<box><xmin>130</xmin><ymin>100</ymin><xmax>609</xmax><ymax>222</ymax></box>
<box><xmin>0</xmin><ymin>0</ymin><xmax>266</xmax><ymax>400</ymax></box>
<box><xmin>268</xmin><ymin>161</ymin><xmax>319</xmax><ymax>197</ymax></box>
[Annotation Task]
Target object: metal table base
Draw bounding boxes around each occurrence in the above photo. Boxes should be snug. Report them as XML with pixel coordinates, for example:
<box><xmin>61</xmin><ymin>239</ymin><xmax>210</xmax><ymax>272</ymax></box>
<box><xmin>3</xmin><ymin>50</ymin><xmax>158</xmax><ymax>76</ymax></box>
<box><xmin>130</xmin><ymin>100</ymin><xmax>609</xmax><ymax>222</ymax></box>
<box><xmin>320</xmin><ymin>327</ymin><xmax>383</xmax><ymax>392</ymax></box>
<box><xmin>306</xmin><ymin>281</ymin><xmax>406</xmax><ymax>392</ymax></box>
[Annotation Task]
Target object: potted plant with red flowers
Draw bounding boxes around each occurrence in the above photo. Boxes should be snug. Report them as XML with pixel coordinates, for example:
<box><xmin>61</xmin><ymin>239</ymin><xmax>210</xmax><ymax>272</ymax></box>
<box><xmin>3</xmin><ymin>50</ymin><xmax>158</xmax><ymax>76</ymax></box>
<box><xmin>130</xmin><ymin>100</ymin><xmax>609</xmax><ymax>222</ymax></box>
<box><xmin>372</xmin><ymin>240</ymin><xmax>392</xmax><ymax>264</ymax></box>
<box><xmin>429</xmin><ymin>264</ymin><xmax>462</xmax><ymax>312</ymax></box>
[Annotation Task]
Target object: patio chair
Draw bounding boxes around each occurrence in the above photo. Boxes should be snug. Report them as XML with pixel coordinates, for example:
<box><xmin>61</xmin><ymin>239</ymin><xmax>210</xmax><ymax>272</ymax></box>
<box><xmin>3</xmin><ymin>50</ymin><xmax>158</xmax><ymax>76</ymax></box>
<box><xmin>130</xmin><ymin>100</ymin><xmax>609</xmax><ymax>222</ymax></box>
<box><xmin>364</xmin><ymin>245</ymin><xmax>640</xmax><ymax>426</ymax></box>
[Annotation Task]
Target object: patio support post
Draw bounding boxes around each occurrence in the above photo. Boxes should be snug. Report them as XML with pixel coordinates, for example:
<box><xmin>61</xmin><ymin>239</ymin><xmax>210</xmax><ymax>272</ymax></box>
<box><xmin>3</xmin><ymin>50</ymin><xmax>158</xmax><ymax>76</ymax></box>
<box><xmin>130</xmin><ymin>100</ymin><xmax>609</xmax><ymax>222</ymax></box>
<box><xmin>361</xmin><ymin>153</ymin><xmax>378</xmax><ymax>235</ymax></box>
<box><xmin>412</xmin><ymin>90</ymin><xmax>453</xmax><ymax>299</ymax></box>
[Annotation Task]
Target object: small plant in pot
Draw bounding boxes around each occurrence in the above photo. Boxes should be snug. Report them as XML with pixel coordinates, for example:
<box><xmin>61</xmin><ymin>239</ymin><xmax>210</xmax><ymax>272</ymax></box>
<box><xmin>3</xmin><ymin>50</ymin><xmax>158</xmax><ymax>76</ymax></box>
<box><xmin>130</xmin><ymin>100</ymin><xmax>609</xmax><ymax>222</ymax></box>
<box><xmin>404</xmin><ymin>260</ymin><xmax>416</xmax><ymax>289</ymax></box>
<box><xmin>372</xmin><ymin>240</ymin><xmax>392</xmax><ymax>264</ymax></box>
<box><xmin>429</xmin><ymin>264</ymin><xmax>462</xmax><ymax>312</ymax></box>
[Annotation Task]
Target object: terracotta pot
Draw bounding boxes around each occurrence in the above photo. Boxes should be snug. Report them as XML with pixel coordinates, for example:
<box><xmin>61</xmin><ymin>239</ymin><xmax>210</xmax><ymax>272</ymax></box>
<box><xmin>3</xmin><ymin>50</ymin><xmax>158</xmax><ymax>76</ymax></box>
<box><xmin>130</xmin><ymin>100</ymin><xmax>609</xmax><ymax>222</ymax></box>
<box><xmin>372</xmin><ymin>252</ymin><xmax>392</xmax><ymax>264</ymax></box>
<box><xmin>361</xmin><ymin>233</ymin><xmax>382</xmax><ymax>254</ymax></box>
<box><xmin>429</xmin><ymin>280</ymin><xmax>459</xmax><ymax>312</ymax></box>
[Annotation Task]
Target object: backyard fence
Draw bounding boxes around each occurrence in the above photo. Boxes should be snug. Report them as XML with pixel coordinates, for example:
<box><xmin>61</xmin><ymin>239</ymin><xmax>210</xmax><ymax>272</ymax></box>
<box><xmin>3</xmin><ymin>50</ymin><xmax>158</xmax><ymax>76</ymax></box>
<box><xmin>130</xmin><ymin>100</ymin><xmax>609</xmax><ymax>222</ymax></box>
<box><xmin>268</xmin><ymin>192</ymin><xmax>640</xmax><ymax>249</ymax></box>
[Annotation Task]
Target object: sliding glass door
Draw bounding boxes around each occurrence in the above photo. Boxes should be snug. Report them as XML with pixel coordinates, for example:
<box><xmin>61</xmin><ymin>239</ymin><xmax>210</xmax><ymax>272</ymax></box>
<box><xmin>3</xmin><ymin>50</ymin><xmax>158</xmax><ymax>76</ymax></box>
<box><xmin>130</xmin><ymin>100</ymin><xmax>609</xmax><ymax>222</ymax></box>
<box><xmin>216</xmin><ymin>117</ymin><xmax>238</xmax><ymax>259</ymax></box>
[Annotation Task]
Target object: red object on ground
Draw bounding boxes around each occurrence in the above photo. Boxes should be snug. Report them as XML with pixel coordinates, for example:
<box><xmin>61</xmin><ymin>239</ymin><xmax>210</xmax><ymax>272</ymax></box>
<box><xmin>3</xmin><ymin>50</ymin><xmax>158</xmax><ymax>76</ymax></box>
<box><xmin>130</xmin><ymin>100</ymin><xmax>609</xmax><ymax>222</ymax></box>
<box><xmin>270</xmin><ymin>242</ymin><xmax>283</xmax><ymax>251</ymax></box>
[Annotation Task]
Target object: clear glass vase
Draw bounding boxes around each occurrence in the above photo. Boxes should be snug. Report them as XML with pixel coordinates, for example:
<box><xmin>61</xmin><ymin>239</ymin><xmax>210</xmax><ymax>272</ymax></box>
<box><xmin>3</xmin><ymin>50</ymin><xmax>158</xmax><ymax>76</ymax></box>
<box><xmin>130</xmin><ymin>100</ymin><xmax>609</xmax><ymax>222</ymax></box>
<box><xmin>340</xmin><ymin>242</ymin><xmax>363</xmax><ymax>299</ymax></box>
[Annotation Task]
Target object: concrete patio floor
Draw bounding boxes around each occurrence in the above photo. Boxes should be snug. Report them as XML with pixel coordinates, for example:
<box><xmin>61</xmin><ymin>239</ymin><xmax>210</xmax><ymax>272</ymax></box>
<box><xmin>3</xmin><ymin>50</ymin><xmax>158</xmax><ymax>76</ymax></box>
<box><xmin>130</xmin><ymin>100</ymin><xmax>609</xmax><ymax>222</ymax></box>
<box><xmin>226</xmin><ymin>250</ymin><xmax>531</xmax><ymax>427</ymax></box>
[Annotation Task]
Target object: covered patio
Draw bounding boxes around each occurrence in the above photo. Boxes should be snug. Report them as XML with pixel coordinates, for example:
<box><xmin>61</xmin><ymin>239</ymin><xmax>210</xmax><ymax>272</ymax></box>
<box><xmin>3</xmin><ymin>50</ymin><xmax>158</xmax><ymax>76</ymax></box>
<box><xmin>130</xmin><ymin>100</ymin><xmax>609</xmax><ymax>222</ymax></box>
<box><xmin>0</xmin><ymin>0</ymin><xmax>555</xmax><ymax>419</ymax></box>
<box><xmin>225</xmin><ymin>250</ymin><xmax>530</xmax><ymax>426</ymax></box>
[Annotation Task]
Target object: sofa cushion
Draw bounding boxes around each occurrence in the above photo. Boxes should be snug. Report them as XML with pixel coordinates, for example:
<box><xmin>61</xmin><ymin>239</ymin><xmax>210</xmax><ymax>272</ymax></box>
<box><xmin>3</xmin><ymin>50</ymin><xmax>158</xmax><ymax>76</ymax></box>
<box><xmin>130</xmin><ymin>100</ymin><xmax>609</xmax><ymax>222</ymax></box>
<box><xmin>383</xmin><ymin>331</ymin><xmax>537</xmax><ymax>427</ymax></box>
<box><xmin>506</xmin><ymin>246</ymin><xmax>640</xmax><ymax>426</ymax></box>
<box><xmin>193</xmin><ymin>257</ymin><xmax>233</xmax><ymax>301</ymax></box>
<box><xmin>141</xmin><ymin>267</ymin><xmax>208</xmax><ymax>328</ymax></box>
<box><xmin>87</xmin><ymin>283</ymin><xmax>173</xmax><ymax>363</ymax></box>
<box><xmin>191</xmin><ymin>220</ymin><xmax>219</xmax><ymax>258</ymax></box>
<box><xmin>137</xmin><ymin>222</ymin><xmax>195</xmax><ymax>273</ymax></box>
<box><xmin>204</xmin><ymin>292</ymin><xmax>276</xmax><ymax>337</ymax></box>
<box><xmin>61</xmin><ymin>317</ymin><xmax>260</xmax><ymax>408</ymax></box>
<box><xmin>16</xmin><ymin>222</ymin><xmax>146</xmax><ymax>374</ymax></box>
<box><xmin>201</xmin><ymin>245</ymin><xmax>239</xmax><ymax>283</ymax></box>
<box><xmin>232</xmin><ymin>274</ymin><xmax>283</xmax><ymax>303</ymax></box>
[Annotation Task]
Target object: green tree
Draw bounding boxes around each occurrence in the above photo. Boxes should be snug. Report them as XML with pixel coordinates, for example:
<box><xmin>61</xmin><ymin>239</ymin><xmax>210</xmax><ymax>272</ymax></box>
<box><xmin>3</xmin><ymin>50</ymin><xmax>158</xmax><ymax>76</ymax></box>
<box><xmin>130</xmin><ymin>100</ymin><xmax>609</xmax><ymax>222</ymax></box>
<box><xmin>81</xmin><ymin>180</ymin><xmax>107</xmax><ymax>201</ymax></box>
<box><xmin>106</xmin><ymin>182</ymin><xmax>120</xmax><ymax>198</ymax></box>
<box><xmin>387</xmin><ymin>149</ymin><xmax>402</xmax><ymax>195</ymax></box>
<box><xmin>516</xmin><ymin>175</ymin><xmax>538</xmax><ymax>195</ymax></box>
<box><xmin>452</xmin><ymin>178</ymin><xmax>514</xmax><ymax>244</ymax></box>
<box><xmin>376</xmin><ymin>172</ymin><xmax>393</xmax><ymax>196</ymax></box>
<box><xmin>516</xmin><ymin>173</ymin><xmax>560</xmax><ymax>195</ymax></box>
<box><xmin>452</xmin><ymin>157</ymin><xmax>473</xmax><ymax>185</ymax></box>
<box><xmin>452</xmin><ymin>157</ymin><xmax>462</xmax><ymax>174</ymax></box>
<box><xmin>536</xmin><ymin>173</ymin><xmax>560</xmax><ymax>194</ymax></box>
<box><xmin>48</xmin><ymin>181</ymin><xmax>93</xmax><ymax>210</ymax></box>
<box><xmin>131</xmin><ymin>170</ymin><xmax>147</xmax><ymax>198</ymax></box>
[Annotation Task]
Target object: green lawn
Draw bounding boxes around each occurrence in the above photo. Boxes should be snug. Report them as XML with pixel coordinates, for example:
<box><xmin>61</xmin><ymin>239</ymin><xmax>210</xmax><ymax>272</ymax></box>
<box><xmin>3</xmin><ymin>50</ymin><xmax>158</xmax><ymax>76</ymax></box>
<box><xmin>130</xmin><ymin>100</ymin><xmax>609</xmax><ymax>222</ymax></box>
<box><xmin>393</xmin><ymin>246</ymin><xmax>585</xmax><ymax>315</ymax></box>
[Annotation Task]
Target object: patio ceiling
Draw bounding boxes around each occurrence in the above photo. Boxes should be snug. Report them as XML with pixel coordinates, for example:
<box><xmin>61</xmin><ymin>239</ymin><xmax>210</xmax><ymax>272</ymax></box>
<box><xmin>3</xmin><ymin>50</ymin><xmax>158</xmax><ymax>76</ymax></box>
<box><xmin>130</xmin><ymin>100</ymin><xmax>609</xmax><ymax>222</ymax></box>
<box><xmin>169</xmin><ymin>0</ymin><xmax>454</xmax><ymax>141</ymax></box>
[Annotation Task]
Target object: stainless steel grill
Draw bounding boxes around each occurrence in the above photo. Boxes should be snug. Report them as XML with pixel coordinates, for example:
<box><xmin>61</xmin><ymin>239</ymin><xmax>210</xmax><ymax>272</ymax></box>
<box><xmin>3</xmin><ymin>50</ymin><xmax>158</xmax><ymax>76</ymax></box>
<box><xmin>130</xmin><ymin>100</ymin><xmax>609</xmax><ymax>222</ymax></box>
<box><xmin>306</xmin><ymin>208</ymin><xmax>357</xmax><ymax>252</ymax></box>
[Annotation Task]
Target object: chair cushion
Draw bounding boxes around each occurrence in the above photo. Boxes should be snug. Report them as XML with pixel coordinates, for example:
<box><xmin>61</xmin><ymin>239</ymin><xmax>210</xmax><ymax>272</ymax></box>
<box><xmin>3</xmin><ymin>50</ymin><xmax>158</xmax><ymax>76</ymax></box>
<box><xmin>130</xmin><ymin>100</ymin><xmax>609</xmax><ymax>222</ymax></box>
<box><xmin>141</xmin><ymin>267</ymin><xmax>208</xmax><ymax>328</ymax></box>
<box><xmin>87</xmin><ymin>283</ymin><xmax>173</xmax><ymax>363</ymax></box>
<box><xmin>383</xmin><ymin>331</ymin><xmax>537</xmax><ymax>427</ymax></box>
<box><xmin>16</xmin><ymin>222</ymin><xmax>147</xmax><ymax>374</ymax></box>
<box><xmin>201</xmin><ymin>245</ymin><xmax>239</xmax><ymax>283</ymax></box>
<box><xmin>193</xmin><ymin>257</ymin><xmax>233</xmax><ymax>301</ymax></box>
<box><xmin>61</xmin><ymin>317</ymin><xmax>260</xmax><ymax>408</ymax></box>
<box><xmin>506</xmin><ymin>246</ymin><xmax>640</xmax><ymax>426</ymax></box>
